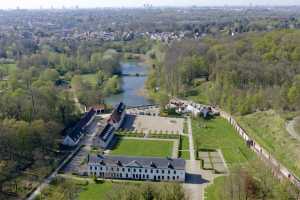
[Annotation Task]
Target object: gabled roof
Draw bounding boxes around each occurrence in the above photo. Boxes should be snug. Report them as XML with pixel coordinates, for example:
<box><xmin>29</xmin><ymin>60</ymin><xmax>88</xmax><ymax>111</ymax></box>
<box><xmin>89</xmin><ymin>155</ymin><xmax>185</xmax><ymax>170</ymax></box>
<box><xmin>67</xmin><ymin>108</ymin><xmax>96</xmax><ymax>142</ymax></box>
<box><xmin>110</xmin><ymin>102</ymin><xmax>126</xmax><ymax>123</ymax></box>
<box><xmin>98</xmin><ymin>123</ymin><xmax>115</xmax><ymax>142</ymax></box>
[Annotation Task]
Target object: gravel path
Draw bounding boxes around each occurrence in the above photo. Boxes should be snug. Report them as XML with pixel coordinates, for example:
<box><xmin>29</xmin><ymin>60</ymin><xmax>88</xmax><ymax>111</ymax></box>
<box><xmin>286</xmin><ymin>116</ymin><xmax>300</xmax><ymax>142</ymax></box>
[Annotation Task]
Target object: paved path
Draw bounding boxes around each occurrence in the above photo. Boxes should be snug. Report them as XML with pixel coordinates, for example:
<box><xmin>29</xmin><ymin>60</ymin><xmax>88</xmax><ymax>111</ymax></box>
<box><xmin>286</xmin><ymin>116</ymin><xmax>300</xmax><ymax>142</ymax></box>
<box><xmin>184</xmin><ymin>116</ymin><xmax>218</xmax><ymax>200</ymax></box>
<box><xmin>187</xmin><ymin>117</ymin><xmax>195</xmax><ymax>161</ymax></box>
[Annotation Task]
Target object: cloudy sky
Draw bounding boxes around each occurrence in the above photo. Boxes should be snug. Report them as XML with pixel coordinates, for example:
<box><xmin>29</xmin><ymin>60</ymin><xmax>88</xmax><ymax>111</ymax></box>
<box><xmin>1</xmin><ymin>0</ymin><xmax>300</xmax><ymax>9</ymax></box>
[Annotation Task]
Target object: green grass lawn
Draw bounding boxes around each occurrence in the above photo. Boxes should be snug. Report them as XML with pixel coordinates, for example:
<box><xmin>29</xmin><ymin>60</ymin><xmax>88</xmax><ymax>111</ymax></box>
<box><xmin>295</xmin><ymin>117</ymin><xmax>300</xmax><ymax>135</ymax></box>
<box><xmin>79</xmin><ymin>182</ymin><xmax>113</xmax><ymax>200</ymax></box>
<box><xmin>80</xmin><ymin>74</ymin><xmax>97</xmax><ymax>86</ymax></box>
<box><xmin>193</xmin><ymin>117</ymin><xmax>255</xmax><ymax>166</ymax></box>
<box><xmin>204</xmin><ymin>176</ymin><xmax>226</xmax><ymax>200</ymax></box>
<box><xmin>193</xmin><ymin>117</ymin><xmax>255</xmax><ymax>200</ymax></box>
<box><xmin>179</xmin><ymin>135</ymin><xmax>190</xmax><ymax>160</ymax></box>
<box><xmin>0</xmin><ymin>63</ymin><xmax>17</xmax><ymax>74</ymax></box>
<box><xmin>237</xmin><ymin>110</ymin><xmax>300</xmax><ymax>178</ymax></box>
<box><xmin>110</xmin><ymin>137</ymin><xmax>173</xmax><ymax>157</ymax></box>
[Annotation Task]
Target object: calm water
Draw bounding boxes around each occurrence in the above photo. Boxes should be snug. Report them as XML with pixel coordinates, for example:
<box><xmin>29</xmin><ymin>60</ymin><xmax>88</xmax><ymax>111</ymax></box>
<box><xmin>104</xmin><ymin>61</ymin><xmax>154</xmax><ymax>107</ymax></box>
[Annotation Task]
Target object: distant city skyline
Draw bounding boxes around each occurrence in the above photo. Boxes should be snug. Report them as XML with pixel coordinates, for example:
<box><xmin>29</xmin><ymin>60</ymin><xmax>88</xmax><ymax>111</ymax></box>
<box><xmin>1</xmin><ymin>0</ymin><xmax>300</xmax><ymax>9</ymax></box>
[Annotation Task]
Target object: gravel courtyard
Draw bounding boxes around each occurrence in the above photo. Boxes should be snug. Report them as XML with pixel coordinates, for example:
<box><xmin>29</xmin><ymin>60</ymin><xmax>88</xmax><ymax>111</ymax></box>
<box><xmin>122</xmin><ymin>114</ymin><xmax>184</xmax><ymax>134</ymax></box>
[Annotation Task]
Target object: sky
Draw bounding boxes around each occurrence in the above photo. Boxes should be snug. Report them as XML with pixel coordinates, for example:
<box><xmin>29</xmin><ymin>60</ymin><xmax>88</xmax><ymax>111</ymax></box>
<box><xmin>1</xmin><ymin>0</ymin><xmax>300</xmax><ymax>9</ymax></box>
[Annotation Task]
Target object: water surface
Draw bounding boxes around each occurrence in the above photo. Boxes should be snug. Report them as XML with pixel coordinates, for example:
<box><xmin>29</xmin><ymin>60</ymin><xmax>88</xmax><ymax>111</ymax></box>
<box><xmin>104</xmin><ymin>61</ymin><xmax>153</xmax><ymax>107</ymax></box>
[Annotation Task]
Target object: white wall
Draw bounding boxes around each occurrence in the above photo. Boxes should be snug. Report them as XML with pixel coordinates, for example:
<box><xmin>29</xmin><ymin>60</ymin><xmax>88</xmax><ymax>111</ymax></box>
<box><xmin>88</xmin><ymin>163</ymin><xmax>185</xmax><ymax>182</ymax></box>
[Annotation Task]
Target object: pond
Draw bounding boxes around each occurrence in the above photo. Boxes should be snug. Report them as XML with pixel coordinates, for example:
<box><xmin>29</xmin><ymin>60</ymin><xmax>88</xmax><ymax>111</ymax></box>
<box><xmin>104</xmin><ymin>61</ymin><xmax>154</xmax><ymax>107</ymax></box>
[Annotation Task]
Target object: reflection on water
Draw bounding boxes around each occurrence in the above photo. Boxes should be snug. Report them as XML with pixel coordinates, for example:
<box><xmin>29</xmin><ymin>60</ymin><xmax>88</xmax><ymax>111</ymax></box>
<box><xmin>104</xmin><ymin>61</ymin><xmax>154</xmax><ymax>107</ymax></box>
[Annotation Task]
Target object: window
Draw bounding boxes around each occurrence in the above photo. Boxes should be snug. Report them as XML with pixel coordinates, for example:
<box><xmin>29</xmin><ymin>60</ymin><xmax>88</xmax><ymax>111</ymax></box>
<box><xmin>111</xmin><ymin>167</ymin><xmax>114</xmax><ymax>171</ymax></box>
<box><xmin>146</xmin><ymin>175</ymin><xmax>149</xmax><ymax>179</ymax></box>
<box><xmin>90</xmin><ymin>166</ymin><xmax>93</xmax><ymax>170</ymax></box>
<box><xmin>156</xmin><ymin>170</ymin><xmax>159</xmax><ymax>173</ymax></box>
<box><xmin>139</xmin><ymin>169</ymin><xmax>142</xmax><ymax>173</ymax></box>
<box><xmin>94</xmin><ymin>166</ymin><xmax>97</xmax><ymax>170</ymax></box>
<box><xmin>150</xmin><ymin>170</ymin><xmax>153</xmax><ymax>173</ymax></box>
<box><xmin>133</xmin><ymin>169</ymin><xmax>136</xmax><ymax>172</ymax></box>
<box><xmin>126</xmin><ymin>173</ymin><xmax>128</xmax><ymax>178</ymax></box>
<box><xmin>117</xmin><ymin>167</ymin><xmax>119</xmax><ymax>171</ymax></box>
<box><xmin>177</xmin><ymin>176</ymin><xmax>179</xmax><ymax>179</ymax></box>
<box><xmin>100</xmin><ymin>167</ymin><xmax>103</xmax><ymax>170</ymax></box>
<box><xmin>168</xmin><ymin>170</ymin><xmax>170</xmax><ymax>174</ymax></box>
<box><xmin>162</xmin><ymin>176</ymin><xmax>164</xmax><ymax>180</ymax></box>
<box><xmin>174</xmin><ymin>170</ymin><xmax>176</xmax><ymax>174</ymax></box>
<box><xmin>158</xmin><ymin>176</ymin><xmax>160</xmax><ymax>180</ymax></box>
<box><xmin>173</xmin><ymin>176</ymin><xmax>175</xmax><ymax>180</ymax></box>
<box><xmin>128</xmin><ymin>168</ymin><xmax>130</xmax><ymax>172</ymax></box>
<box><xmin>162</xmin><ymin>170</ymin><xmax>164</xmax><ymax>174</ymax></box>
<box><xmin>122</xmin><ymin>168</ymin><xmax>125</xmax><ymax>172</ymax></box>
<box><xmin>145</xmin><ymin>169</ymin><xmax>148</xmax><ymax>173</ymax></box>
<box><xmin>167</xmin><ymin>176</ymin><xmax>170</xmax><ymax>180</ymax></box>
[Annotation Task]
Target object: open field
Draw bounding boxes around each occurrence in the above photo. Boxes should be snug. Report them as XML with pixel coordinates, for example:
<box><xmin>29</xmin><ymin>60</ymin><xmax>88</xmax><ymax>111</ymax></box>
<box><xmin>110</xmin><ymin>137</ymin><xmax>173</xmax><ymax>157</ymax></box>
<box><xmin>80</xmin><ymin>74</ymin><xmax>97</xmax><ymax>86</ymax></box>
<box><xmin>192</xmin><ymin>117</ymin><xmax>255</xmax><ymax>166</ymax></box>
<box><xmin>78</xmin><ymin>182</ymin><xmax>114</xmax><ymax>200</ymax></box>
<box><xmin>237</xmin><ymin>110</ymin><xmax>300</xmax><ymax>177</ymax></box>
<box><xmin>122</xmin><ymin>114</ymin><xmax>184</xmax><ymax>134</ymax></box>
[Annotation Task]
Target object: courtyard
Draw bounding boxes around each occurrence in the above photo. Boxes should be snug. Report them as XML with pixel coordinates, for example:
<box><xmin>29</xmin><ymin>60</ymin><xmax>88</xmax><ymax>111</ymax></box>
<box><xmin>122</xmin><ymin>114</ymin><xmax>184</xmax><ymax>134</ymax></box>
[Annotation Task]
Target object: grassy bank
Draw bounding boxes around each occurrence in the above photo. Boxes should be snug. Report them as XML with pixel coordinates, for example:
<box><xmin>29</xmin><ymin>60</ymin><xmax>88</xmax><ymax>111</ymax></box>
<box><xmin>237</xmin><ymin>110</ymin><xmax>300</xmax><ymax>178</ymax></box>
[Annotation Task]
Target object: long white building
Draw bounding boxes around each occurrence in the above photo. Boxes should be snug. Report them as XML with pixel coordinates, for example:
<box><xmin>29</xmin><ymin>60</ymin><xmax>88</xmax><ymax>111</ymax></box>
<box><xmin>88</xmin><ymin>155</ymin><xmax>186</xmax><ymax>182</ymax></box>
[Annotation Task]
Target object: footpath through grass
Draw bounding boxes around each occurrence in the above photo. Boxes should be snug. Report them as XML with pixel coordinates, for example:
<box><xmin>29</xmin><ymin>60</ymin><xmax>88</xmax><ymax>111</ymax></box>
<box><xmin>110</xmin><ymin>137</ymin><xmax>173</xmax><ymax>158</ymax></box>
<box><xmin>237</xmin><ymin>110</ymin><xmax>300</xmax><ymax>178</ymax></box>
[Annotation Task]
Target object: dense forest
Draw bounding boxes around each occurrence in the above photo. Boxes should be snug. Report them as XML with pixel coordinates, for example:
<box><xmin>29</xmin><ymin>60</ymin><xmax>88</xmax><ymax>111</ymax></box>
<box><xmin>148</xmin><ymin>30</ymin><xmax>300</xmax><ymax>114</ymax></box>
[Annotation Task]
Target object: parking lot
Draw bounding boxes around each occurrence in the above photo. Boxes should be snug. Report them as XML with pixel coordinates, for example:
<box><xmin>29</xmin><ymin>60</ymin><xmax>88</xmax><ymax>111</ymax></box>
<box><xmin>122</xmin><ymin>114</ymin><xmax>184</xmax><ymax>134</ymax></box>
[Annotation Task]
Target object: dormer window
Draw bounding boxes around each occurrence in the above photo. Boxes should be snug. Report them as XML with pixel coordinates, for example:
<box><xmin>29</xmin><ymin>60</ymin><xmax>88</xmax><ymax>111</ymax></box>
<box><xmin>150</xmin><ymin>161</ymin><xmax>156</xmax><ymax>168</ymax></box>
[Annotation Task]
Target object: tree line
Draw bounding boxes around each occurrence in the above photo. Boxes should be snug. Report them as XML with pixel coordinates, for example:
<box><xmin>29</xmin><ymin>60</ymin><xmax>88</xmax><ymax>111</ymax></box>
<box><xmin>148</xmin><ymin>30</ymin><xmax>300</xmax><ymax>114</ymax></box>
